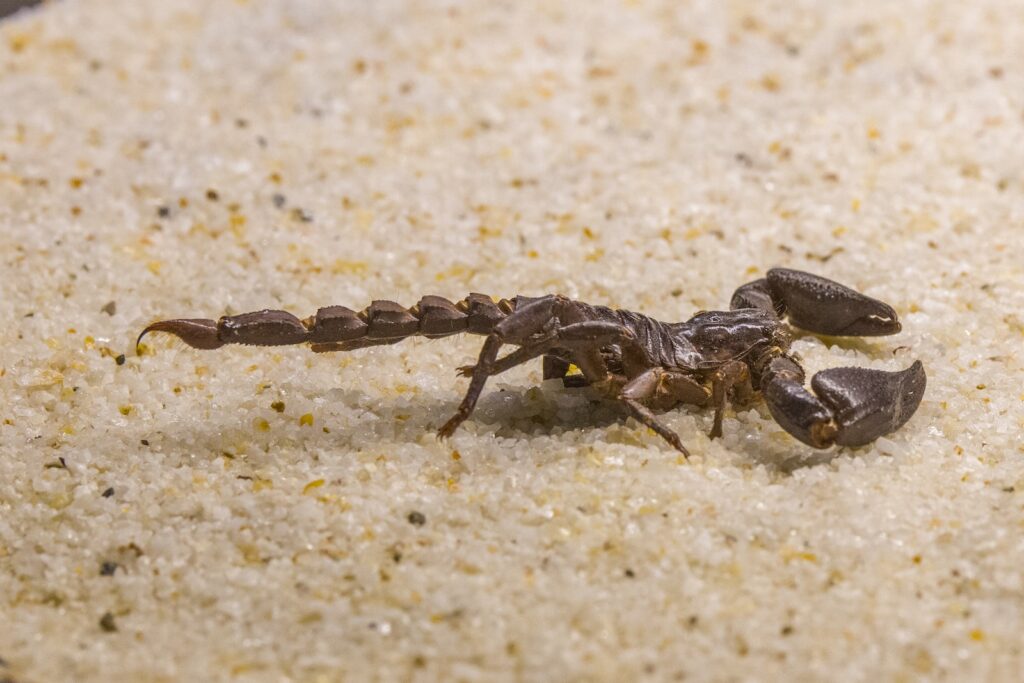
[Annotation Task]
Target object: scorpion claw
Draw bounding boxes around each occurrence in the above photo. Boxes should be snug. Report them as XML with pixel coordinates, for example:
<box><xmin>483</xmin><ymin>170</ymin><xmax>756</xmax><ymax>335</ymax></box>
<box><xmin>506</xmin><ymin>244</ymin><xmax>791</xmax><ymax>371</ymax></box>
<box><xmin>811</xmin><ymin>361</ymin><xmax>927</xmax><ymax>447</ymax></box>
<box><xmin>456</xmin><ymin>364</ymin><xmax>475</xmax><ymax>377</ymax></box>
<box><xmin>766</xmin><ymin>268</ymin><xmax>901</xmax><ymax>337</ymax></box>
<box><xmin>733</xmin><ymin>269</ymin><xmax>902</xmax><ymax>337</ymax></box>
<box><xmin>764</xmin><ymin>359</ymin><xmax>926</xmax><ymax>448</ymax></box>
<box><xmin>436</xmin><ymin>417</ymin><xmax>461</xmax><ymax>440</ymax></box>
<box><xmin>136</xmin><ymin>319</ymin><xmax>223</xmax><ymax>352</ymax></box>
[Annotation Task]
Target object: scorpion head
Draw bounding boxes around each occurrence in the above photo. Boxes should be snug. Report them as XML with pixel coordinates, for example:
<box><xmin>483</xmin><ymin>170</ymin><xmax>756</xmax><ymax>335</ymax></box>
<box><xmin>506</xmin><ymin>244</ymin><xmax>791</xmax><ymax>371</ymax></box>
<box><xmin>682</xmin><ymin>309</ymin><xmax>781</xmax><ymax>362</ymax></box>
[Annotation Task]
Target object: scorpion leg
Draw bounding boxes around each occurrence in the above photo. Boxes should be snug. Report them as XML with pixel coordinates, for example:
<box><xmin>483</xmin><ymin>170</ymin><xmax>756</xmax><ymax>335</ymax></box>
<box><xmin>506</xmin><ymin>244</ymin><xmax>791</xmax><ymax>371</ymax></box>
<box><xmin>457</xmin><ymin>321</ymin><xmax>634</xmax><ymax>380</ymax></box>
<box><xmin>761</xmin><ymin>355</ymin><xmax>926</xmax><ymax>448</ymax></box>
<box><xmin>441</xmin><ymin>319</ymin><xmax>639</xmax><ymax>439</ymax></box>
<box><xmin>456</xmin><ymin>332</ymin><xmax>558</xmax><ymax>377</ymax></box>
<box><xmin>620</xmin><ymin>368</ymin><xmax>692</xmax><ymax>456</ymax></box>
<box><xmin>557</xmin><ymin>320</ymin><xmax>636</xmax><ymax>392</ymax></box>
<box><xmin>731</xmin><ymin>268</ymin><xmax>902</xmax><ymax>337</ymax></box>
<box><xmin>437</xmin><ymin>335</ymin><xmax>503</xmax><ymax>439</ymax></box>
<box><xmin>709</xmin><ymin>360</ymin><xmax>751</xmax><ymax>439</ymax></box>
<box><xmin>438</xmin><ymin>296</ymin><xmax>568</xmax><ymax>439</ymax></box>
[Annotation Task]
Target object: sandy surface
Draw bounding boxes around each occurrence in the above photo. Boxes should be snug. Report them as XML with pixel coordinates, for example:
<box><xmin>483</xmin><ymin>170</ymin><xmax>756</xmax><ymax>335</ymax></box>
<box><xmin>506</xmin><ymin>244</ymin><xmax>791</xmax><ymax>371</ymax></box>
<box><xmin>1</xmin><ymin>1</ymin><xmax>1023</xmax><ymax>681</ymax></box>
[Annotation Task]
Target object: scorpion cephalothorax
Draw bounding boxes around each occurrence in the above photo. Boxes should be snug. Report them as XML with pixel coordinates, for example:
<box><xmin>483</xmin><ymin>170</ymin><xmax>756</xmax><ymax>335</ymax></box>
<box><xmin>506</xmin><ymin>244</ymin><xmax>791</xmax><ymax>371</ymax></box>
<box><xmin>138</xmin><ymin>268</ymin><xmax>926</xmax><ymax>456</ymax></box>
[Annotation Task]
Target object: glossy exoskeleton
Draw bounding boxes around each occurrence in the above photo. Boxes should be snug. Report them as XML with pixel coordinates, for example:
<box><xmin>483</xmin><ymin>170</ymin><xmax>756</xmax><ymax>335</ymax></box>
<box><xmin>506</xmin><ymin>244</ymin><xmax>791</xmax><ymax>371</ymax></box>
<box><xmin>138</xmin><ymin>268</ymin><xmax>926</xmax><ymax>456</ymax></box>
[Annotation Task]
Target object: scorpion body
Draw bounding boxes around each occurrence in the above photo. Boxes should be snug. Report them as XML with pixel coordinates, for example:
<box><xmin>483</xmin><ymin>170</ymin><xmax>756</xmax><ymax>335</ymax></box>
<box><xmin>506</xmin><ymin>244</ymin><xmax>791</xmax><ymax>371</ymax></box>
<box><xmin>139</xmin><ymin>268</ymin><xmax>926</xmax><ymax>456</ymax></box>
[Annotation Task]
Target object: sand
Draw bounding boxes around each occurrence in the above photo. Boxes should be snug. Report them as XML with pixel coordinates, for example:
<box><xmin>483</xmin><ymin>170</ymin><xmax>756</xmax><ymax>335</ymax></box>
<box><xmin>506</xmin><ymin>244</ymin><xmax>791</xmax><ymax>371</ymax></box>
<box><xmin>1</xmin><ymin>1</ymin><xmax>1023</xmax><ymax>681</ymax></box>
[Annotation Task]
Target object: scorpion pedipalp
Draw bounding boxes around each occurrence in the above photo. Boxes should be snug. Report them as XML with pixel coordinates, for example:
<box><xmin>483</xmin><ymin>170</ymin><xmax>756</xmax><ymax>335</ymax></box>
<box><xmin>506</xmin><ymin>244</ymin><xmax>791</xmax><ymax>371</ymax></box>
<box><xmin>767</xmin><ymin>267</ymin><xmax>902</xmax><ymax>336</ymax></box>
<box><xmin>760</xmin><ymin>359</ymin><xmax>926</xmax><ymax>448</ymax></box>
<box><xmin>732</xmin><ymin>269</ymin><xmax>901</xmax><ymax>337</ymax></box>
<box><xmin>810</xmin><ymin>361</ymin><xmax>927</xmax><ymax>447</ymax></box>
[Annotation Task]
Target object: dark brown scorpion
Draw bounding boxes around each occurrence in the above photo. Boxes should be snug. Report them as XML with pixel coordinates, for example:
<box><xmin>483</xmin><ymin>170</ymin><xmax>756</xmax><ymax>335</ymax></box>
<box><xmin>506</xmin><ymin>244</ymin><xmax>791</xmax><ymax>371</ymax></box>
<box><xmin>138</xmin><ymin>268</ymin><xmax>926</xmax><ymax>456</ymax></box>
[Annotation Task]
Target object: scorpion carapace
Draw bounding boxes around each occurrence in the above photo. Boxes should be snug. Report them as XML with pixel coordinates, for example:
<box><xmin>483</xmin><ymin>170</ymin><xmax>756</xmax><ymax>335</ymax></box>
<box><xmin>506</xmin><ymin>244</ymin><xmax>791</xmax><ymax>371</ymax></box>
<box><xmin>138</xmin><ymin>268</ymin><xmax>926</xmax><ymax>456</ymax></box>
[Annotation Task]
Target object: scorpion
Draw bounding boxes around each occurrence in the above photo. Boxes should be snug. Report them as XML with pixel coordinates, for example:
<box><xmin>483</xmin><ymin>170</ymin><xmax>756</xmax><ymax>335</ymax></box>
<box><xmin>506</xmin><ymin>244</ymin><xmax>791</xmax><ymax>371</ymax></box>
<box><xmin>138</xmin><ymin>268</ymin><xmax>926</xmax><ymax>456</ymax></box>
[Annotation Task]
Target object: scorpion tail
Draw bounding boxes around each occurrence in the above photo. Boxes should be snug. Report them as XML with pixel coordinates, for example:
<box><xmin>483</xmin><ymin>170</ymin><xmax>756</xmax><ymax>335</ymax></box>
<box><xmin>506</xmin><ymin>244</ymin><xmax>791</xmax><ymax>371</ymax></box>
<box><xmin>137</xmin><ymin>294</ymin><xmax>517</xmax><ymax>355</ymax></box>
<box><xmin>731</xmin><ymin>268</ymin><xmax>902</xmax><ymax>337</ymax></box>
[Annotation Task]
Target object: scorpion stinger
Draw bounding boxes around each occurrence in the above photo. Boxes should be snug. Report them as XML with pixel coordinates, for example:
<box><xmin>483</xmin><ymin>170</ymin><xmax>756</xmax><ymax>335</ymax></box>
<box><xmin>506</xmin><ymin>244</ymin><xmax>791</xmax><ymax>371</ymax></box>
<box><xmin>138</xmin><ymin>269</ymin><xmax>926</xmax><ymax>455</ymax></box>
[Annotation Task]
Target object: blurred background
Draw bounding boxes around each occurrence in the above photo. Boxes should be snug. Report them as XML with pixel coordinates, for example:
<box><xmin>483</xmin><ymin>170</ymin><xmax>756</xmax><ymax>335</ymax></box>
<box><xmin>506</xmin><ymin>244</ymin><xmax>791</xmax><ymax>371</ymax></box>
<box><xmin>0</xmin><ymin>0</ymin><xmax>40</xmax><ymax>20</ymax></box>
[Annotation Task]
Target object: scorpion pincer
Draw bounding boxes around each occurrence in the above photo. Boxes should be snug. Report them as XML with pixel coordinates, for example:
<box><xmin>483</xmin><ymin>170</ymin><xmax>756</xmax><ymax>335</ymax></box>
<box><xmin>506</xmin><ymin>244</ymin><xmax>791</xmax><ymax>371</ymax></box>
<box><xmin>138</xmin><ymin>268</ymin><xmax>926</xmax><ymax>457</ymax></box>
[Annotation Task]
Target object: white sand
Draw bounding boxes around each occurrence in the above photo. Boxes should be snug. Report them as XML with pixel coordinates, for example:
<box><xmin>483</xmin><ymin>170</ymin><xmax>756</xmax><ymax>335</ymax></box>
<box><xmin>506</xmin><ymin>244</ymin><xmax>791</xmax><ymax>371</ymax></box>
<box><xmin>1</xmin><ymin>1</ymin><xmax>1023</xmax><ymax>681</ymax></box>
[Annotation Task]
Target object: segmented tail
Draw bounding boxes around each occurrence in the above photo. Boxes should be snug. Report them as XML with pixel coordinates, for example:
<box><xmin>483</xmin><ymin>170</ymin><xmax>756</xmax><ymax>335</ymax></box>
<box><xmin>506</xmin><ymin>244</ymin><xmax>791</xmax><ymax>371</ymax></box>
<box><xmin>137</xmin><ymin>294</ymin><xmax>519</xmax><ymax>353</ymax></box>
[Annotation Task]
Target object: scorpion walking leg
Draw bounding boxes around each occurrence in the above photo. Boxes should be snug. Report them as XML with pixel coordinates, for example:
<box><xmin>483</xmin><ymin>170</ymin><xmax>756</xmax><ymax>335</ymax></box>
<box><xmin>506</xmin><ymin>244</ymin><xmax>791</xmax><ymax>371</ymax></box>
<box><xmin>456</xmin><ymin>333</ymin><xmax>558</xmax><ymax>378</ymax></box>
<box><xmin>709</xmin><ymin>360</ymin><xmax>751</xmax><ymax>439</ymax></box>
<box><xmin>557</xmin><ymin>320</ymin><xmax>639</xmax><ymax>392</ymax></box>
<box><xmin>442</xmin><ymin>320</ymin><xmax>638</xmax><ymax>439</ymax></box>
<box><xmin>437</xmin><ymin>335</ymin><xmax>502</xmax><ymax>439</ymax></box>
<box><xmin>438</xmin><ymin>296</ymin><xmax>572</xmax><ymax>440</ymax></box>
<box><xmin>620</xmin><ymin>368</ymin><xmax>691</xmax><ymax>457</ymax></box>
<box><xmin>458</xmin><ymin>321</ymin><xmax>634</xmax><ymax>380</ymax></box>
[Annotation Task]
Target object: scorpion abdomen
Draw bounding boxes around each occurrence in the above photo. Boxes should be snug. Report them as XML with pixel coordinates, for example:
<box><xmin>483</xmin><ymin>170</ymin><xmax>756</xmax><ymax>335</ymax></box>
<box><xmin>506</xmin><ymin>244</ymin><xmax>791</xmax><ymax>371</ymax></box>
<box><xmin>616</xmin><ymin>309</ymin><xmax>697</xmax><ymax>369</ymax></box>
